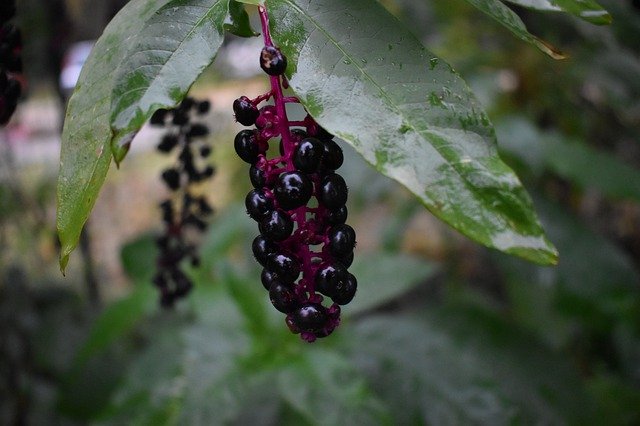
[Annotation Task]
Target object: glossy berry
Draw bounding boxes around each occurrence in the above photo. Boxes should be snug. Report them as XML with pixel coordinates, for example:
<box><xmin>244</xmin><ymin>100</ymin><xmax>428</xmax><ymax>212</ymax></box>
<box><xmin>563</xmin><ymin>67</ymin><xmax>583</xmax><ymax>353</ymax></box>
<box><xmin>245</xmin><ymin>189</ymin><xmax>274</xmax><ymax>221</ymax></box>
<box><xmin>328</xmin><ymin>224</ymin><xmax>356</xmax><ymax>257</ymax></box>
<box><xmin>249</xmin><ymin>165</ymin><xmax>266</xmax><ymax>188</ymax></box>
<box><xmin>292</xmin><ymin>303</ymin><xmax>328</xmax><ymax>332</ymax></box>
<box><xmin>260</xmin><ymin>45</ymin><xmax>287</xmax><ymax>76</ymax></box>
<box><xmin>233</xmin><ymin>96</ymin><xmax>259</xmax><ymax>126</ymax></box>
<box><xmin>274</xmin><ymin>171</ymin><xmax>313</xmax><ymax>210</ymax></box>
<box><xmin>261</xmin><ymin>268</ymin><xmax>278</xmax><ymax>291</ymax></box>
<box><xmin>293</xmin><ymin>137</ymin><xmax>324</xmax><ymax>172</ymax></box>
<box><xmin>326</xmin><ymin>205</ymin><xmax>348</xmax><ymax>226</ymax></box>
<box><xmin>315</xmin><ymin>262</ymin><xmax>349</xmax><ymax>298</ymax></box>
<box><xmin>336</xmin><ymin>251</ymin><xmax>354</xmax><ymax>268</ymax></box>
<box><xmin>252</xmin><ymin>235</ymin><xmax>278</xmax><ymax>267</ymax></box>
<box><xmin>321</xmin><ymin>139</ymin><xmax>344</xmax><ymax>170</ymax></box>
<box><xmin>260</xmin><ymin>209</ymin><xmax>294</xmax><ymax>241</ymax></box>
<box><xmin>268</xmin><ymin>252</ymin><xmax>301</xmax><ymax>283</ymax></box>
<box><xmin>319</xmin><ymin>173</ymin><xmax>348</xmax><ymax>209</ymax></box>
<box><xmin>332</xmin><ymin>273</ymin><xmax>357</xmax><ymax>305</ymax></box>
<box><xmin>234</xmin><ymin>129</ymin><xmax>262</xmax><ymax>164</ymax></box>
<box><xmin>269</xmin><ymin>281</ymin><xmax>298</xmax><ymax>313</ymax></box>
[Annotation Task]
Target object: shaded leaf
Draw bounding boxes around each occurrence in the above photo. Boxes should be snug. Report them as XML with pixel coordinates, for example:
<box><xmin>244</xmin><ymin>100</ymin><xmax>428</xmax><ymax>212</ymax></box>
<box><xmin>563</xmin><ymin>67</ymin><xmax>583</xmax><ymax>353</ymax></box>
<box><xmin>497</xmin><ymin>116</ymin><xmax>640</xmax><ymax>202</ymax></box>
<box><xmin>462</xmin><ymin>0</ymin><xmax>565</xmax><ymax>58</ymax></box>
<box><xmin>347</xmin><ymin>252</ymin><xmax>437</xmax><ymax>316</ymax></box>
<box><xmin>503</xmin><ymin>0</ymin><xmax>612</xmax><ymax>25</ymax></box>
<box><xmin>269</xmin><ymin>0</ymin><xmax>558</xmax><ymax>265</ymax></box>
<box><xmin>110</xmin><ymin>0</ymin><xmax>229</xmax><ymax>162</ymax></box>
<box><xmin>225</xmin><ymin>0</ymin><xmax>260</xmax><ymax>37</ymax></box>
<box><xmin>56</xmin><ymin>0</ymin><xmax>173</xmax><ymax>272</ymax></box>
<box><xmin>346</xmin><ymin>306</ymin><xmax>598</xmax><ymax>424</ymax></box>
<box><xmin>234</xmin><ymin>0</ymin><xmax>264</xmax><ymax>5</ymax></box>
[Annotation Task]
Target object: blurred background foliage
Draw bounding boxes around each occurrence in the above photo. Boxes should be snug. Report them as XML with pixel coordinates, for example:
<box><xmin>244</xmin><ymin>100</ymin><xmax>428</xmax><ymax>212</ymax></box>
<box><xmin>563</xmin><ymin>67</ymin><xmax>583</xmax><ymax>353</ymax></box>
<box><xmin>1</xmin><ymin>0</ymin><xmax>640</xmax><ymax>424</ymax></box>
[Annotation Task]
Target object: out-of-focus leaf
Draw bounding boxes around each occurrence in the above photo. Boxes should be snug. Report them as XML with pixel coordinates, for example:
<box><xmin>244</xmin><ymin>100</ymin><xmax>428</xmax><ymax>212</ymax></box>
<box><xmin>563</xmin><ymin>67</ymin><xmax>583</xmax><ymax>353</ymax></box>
<box><xmin>270</xmin><ymin>0</ymin><xmax>558</xmax><ymax>265</ymax></box>
<box><xmin>71</xmin><ymin>286</ymin><xmax>155</xmax><ymax>369</ymax></box>
<box><xmin>462</xmin><ymin>0</ymin><xmax>566</xmax><ymax>58</ymax></box>
<box><xmin>109</xmin><ymin>0</ymin><xmax>228</xmax><ymax>163</ymax></box>
<box><xmin>347</xmin><ymin>252</ymin><xmax>437</xmax><ymax>316</ymax></box>
<box><xmin>234</xmin><ymin>0</ymin><xmax>264</xmax><ymax>5</ymax></box>
<box><xmin>587</xmin><ymin>373</ymin><xmax>640</xmax><ymax>425</ymax></box>
<box><xmin>346</xmin><ymin>306</ymin><xmax>598</xmax><ymax>424</ymax></box>
<box><xmin>497</xmin><ymin>116</ymin><xmax>640</xmax><ymax>202</ymax></box>
<box><xmin>120</xmin><ymin>233</ymin><xmax>159</xmax><ymax>282</ymax></box>
<box><xmin>497</xmin><ymin>196</ymin><xmax>640</xmax><ymax>343</ymax></box>
<box><xmin>503</xmin><ymin>0</ymin><xmax>612</xmax><ymax>25</ymax></box>
<box><xmin>225</xmin><ymin>0</ymin><xmax>259</xmax><ymax>37</ymax></box>
<box><xmin>56</xmin><ymin>0</ymin><xmax>172</xmax><ymax>272</ymax></box>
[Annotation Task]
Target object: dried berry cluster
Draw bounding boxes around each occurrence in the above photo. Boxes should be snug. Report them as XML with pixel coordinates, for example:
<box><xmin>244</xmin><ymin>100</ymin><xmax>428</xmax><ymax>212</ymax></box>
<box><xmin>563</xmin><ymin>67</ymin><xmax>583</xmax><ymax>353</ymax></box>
<box><xmin>232</xmin><ymin>6</ymin><xmax>357</xmax><ymax>342</ymax></box>
<box><xmin>0</xmin><ymin>0</ymin><xmax>21</xmax><ymax>125</ymax></box>
<box><xmin>150</xmin><ymin>97</ymin><xmax>215</xmax><ymax>307</ymax></box>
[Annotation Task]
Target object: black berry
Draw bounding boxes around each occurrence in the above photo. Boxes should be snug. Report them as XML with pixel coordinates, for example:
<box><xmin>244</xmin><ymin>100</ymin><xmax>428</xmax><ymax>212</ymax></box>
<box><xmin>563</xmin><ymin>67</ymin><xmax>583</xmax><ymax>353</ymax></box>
<box><xmin>269</xmin><ymin>281</ymin><xmax>298</xmax><ymax>313</ymax></box>
<box><xmin>260</xmin><ymin>209</ymin><xmax>294</xmax><ymax>241</ymax></box>
<box><xmin>260</xmin><ymin>46</ymin><xmax>288</xmax><ymax>76</ymax></box>
<box><xmin>233</xmin><ymin>96</ymin><xmax>259</xmax><ymax>126</ymax></box>
<box><xmin>274</xmin><ymin>171</ymin><xmax>313</xmax><ymax>210</ymax></box>
<box><xmin>245</xmin><ymin>189</ymin><xmax>274</xmax><ymax>221</ymax></box>
<box><xmin>328</xmin><ymin>224</ymin><xmax>356</xmax><ymax>257</ymax></box>
<box><xmin>292</xmin><ymin>304</ymin><xmax>328</xmax><ymax>333</ymax></box>
<box><xmin>319</xmin><ymin>173</ymin><xmax>348</xmax><ymax>209</ymax></box>
<box><xmin>293</xmin><ymin>137</ymin><xmax>324</xmax><ymax>173</ymax></box>
<box><xmin>234</xmin><ymin>129</ymin><xmax>262</xmax><ymax>164</ymax></box>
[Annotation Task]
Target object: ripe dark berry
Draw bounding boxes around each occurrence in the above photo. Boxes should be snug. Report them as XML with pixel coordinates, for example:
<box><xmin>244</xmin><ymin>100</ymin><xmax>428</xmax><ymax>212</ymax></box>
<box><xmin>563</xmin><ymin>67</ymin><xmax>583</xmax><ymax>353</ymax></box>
<box><xmin>157</xmin><ymin>134</ymin><xmax>178</xmax><ymax>152</ymax></box>
<box><xmin>161</xmin><ymin>168</ymin><xmax>181</xmax><ymax>190</ymax></box>
<box><xmin>269</xmin><ymin>281</ymin><xmax>298</xmax><ymax>313</ymax></box>
<box><xmin>245</xmin><ymin>189</ymin><xmax>274</xmax><ymax>221</ymax></box>
<box><xmin>187</xmin><ymin>123</ymin><xmax>209</xmax><ymax>138</ymax></box>
<box><xmin>252</xmin><ymin>235</ymin><xmax>278</xmax><ymax>267</ymax></box>
<box><xmin>333</xmin><ymin>273</ymin><xmax>357</xmax><ymax>305</ymax></box>
<box><xmin>234</xmin><ymin>129</ymin><xmax>262</xmax><ymax>164</ymax></box>
<box><xmin>315</xmin><ymin>262</ymin><xmax>349</xmax><ymax>298</ymax></box>
<box><xmin>233</xmin><ymin>96</ymin><xmax>259</xmax><ymax>126</ymax></box>
<box><xmin>197</xmin><ymin>100</ymin><xmax>211</xmax><ymax>114</ymax></box>
<box><xmin>200</xmin><ymin>145</ymin><xmax>212</xmax><ymax>157</ymax></box>
<box><xmin>321</xmin><ymin>139</ymin><xmax>344</xmax><ymax>170</ymax></box>
<box><xmin>261</xmin><ymin>268</ymin><xmax>278</xmax><ymax>291</ymax></box>
<box><xmin>293</xmin><ymin>137</ymin><xmax>324</xmax><ymax>173</ymax></box>
<box><xmin>292</xmin><ymin>303</ymin><xmax>328</xmax><ymax>332</ymax></box>
<box><xmin>260</xmin><ymin>209</ymin><xmax>294</xmax><ymax>241</ymax></box>
<box><xmin>319</xmin><ymin>173</ymin><xmax>348</xmax><ymax>209</ymax></box>
<box><xmin>328</xmin><ymin>224</ymin><xmax>356</xmax><ymax>257</ymax></box>
<box><xmin>172</xmin><ymin>111</ymin><xmax>189</xmax><ymax>126</ymax></box>
<box><xmin>326</xmin><ymin>205</ymin><xmax>348</xmax><ymax>226</ymax></box>
<box><xmin>249</xmin><ymin>164</ymin><xmax>267</xmax><ymax>188</ymax></box>
<box><xmin>150</xmin><ymin>108</ymin><xmax>168</xmax><ymax>125</ymax></box>
<box><xmin>268</xmin><ymin>252</ymin><xmax>301</xmax><ymax>283</ymax></box>
<box><xmin>260</xmin><ymin>45</ymin><xmax>287</xmax><ymax>76</ymax></box>
<box><xmin>274</xmin><ymin>171</ymin><xmax>313</xmax><ymax>210</ymax></box>
<box><xmin>336</xmin><ymin>251</ymin><xmax>354</xmax><ymax>268</ymax></box>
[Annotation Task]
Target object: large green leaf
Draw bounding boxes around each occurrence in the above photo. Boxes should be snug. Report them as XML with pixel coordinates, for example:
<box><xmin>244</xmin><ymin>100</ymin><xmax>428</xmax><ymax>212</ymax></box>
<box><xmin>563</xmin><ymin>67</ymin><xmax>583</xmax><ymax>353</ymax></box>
<box><xmin>109</xmin><ymin>0</ymin><xmax>228</xmax><ymax>162</ymax></box>
<box><xmin>56</xmin><ymin>0</ymin><xmax>173</xmax><ymax>272</ymax></box>
<box><xmin>347</xmin><ymin>307</ymin><xmax>598</xmax><ymax>424</ymax></box>
<box><xmin>503</xmin><ymin>0</ymin><xmax>612</xmax><ymax>25</ymax></box>
<box><xmin>497</xmin><ymin>116</ymin><xmax>640</xmax><ymax>202</ymax></box>
<box><xmin>461</xmin><ymin>0</ymin><xmax>565</xmax><ymax>58</ymax></box>
<box><xmin>269</xmin><ymin>0</ymin><xmax>558</xmax><ymax>265</ymax></box>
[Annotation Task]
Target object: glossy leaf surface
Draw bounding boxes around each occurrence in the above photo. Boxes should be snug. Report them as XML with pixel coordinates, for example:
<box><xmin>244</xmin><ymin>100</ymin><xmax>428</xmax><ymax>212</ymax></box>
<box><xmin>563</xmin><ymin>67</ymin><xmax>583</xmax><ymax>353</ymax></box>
<box><xmin>269</xmin><ymin>0</ymin><xmax>558</xmax><ymax>264</ymax></box>
<box><xmin>503</xmin><ymin>0</ymin><xmax>611</xmax><ymax>24</ymax></box>
<box><xmin>56</xmin><ymin>0</ymin><xmax>173</xmax><ymax>272</ymax></box>
<box><xmin>462</xmin><ymin>0</ymin><xmax>565</xmax><ymax>58</ymax></box>
<box><xmin>109</xmin><ymin>0</ymin><xmax>228</xmax><ymax>162</ymax></box>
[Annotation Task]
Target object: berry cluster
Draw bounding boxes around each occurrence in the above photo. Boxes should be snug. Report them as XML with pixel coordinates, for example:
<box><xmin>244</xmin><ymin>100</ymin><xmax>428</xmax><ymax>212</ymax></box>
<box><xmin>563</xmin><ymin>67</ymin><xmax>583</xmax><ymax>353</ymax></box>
<box><xmin>150</xmin><ymin>97</ymin><xmax>215</xmax><ymax>307</ymax></box>
<box><xmin>0</xmin><ymin>0</ymin><xmax>21</xmax><ymax>125</ymax></box>
<box><xmin>233</xmin><ymin>6</ymin><xmax>357</xmax><ymax>342</ymax></box>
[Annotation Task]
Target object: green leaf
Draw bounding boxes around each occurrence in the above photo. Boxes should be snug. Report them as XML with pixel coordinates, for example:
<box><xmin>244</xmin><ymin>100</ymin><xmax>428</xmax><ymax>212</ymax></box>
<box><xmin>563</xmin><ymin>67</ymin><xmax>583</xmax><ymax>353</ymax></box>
<box><xmin>225</xmin><ymin>0</ymin><xmax>259</xmax><ymax>37</ymax></box>
<box><xmin>461</xmin><ymin>0</ymin><xmax>565</xmax><ymax>58</ymax></box>
<box><xmin>503</xmin><ymin>0</ymin><xmax>612</xmax><ymax>25</ymax></box>
<box><xmin>234</xmin><ymin>0</ymin><xmax>264</xmax><ymax>5</ymax></box>
<box><xmin>497</xmin><ymin>116</ymin><xmax>640</xmax><ymax>202</ymax></box>
<box><xmin>269</xmin><ymin>0</ymin><xmax>558</xmax><ymax>265</ymax></box>
<box><xmin>347</xmin><ymin>307</ymin><xmax>598</xmax><ymax>424</ymax></box>
<box><xmin>56</xmin><ymin>0</ymin><xmax>173</xmax><ymax>272</ymax></box>
<box><xmin>347</xmin><ymin>252</ymin><xmax>437</xmax><ymax>316</ymax></box>
<box><xmin>109</xmin><ymin>0</ymin><xmax>229</xmax><ymax>162</ymax></box>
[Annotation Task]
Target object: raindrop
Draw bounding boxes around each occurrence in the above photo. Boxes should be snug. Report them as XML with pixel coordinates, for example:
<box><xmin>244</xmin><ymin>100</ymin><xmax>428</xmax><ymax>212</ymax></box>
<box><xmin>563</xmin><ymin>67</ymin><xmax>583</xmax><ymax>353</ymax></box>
<box><xmin>387</xmin><ymin>44</ymin><xmax>393</xmax><ymax>51</ymax></box>
<box><xmin>343</xmin><ymin>59</ymin><xmax>352</xmax><ymax>65</ymax></box>
<box><xmin>361</xmin><ymin>58</ymin><xmax>367</xmax><ymax>64</ymax></box>
<box><xmin>376</xmin><ymin>57</ymin><xmax>384</xmax><ymax>63</ymax></box>
<box><xmin>429</xmin><ymin>57</ymin><xmax>439</xmax><ymax>70</ymax></box>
